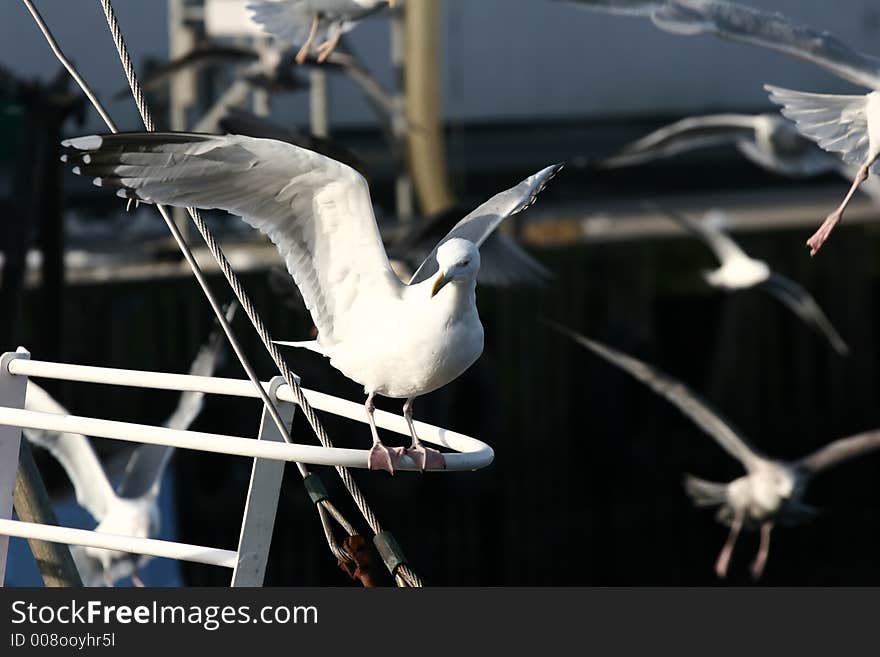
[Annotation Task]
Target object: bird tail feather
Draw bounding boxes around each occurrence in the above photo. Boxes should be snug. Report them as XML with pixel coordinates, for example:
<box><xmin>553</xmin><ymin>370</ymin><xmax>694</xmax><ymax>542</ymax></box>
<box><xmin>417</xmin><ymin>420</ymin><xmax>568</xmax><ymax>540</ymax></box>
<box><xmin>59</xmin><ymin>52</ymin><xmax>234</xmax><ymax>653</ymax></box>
<box><xmin>682</xmin><ymin>474</ymin><xmax>727</xmax><ymax>508</ymax></box>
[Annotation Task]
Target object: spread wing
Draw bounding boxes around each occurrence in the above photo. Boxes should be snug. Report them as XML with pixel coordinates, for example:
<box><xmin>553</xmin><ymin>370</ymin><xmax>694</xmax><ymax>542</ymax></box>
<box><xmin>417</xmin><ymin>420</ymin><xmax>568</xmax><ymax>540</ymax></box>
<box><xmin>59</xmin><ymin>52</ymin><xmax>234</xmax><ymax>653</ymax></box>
<box><xmin>408</xmin><ymin>164</ymin><xmax>563</xmax><ymax>285</ymax></box>
<box><xmin>798</xmin><ymin>430</ymin><xmax>880</xmax><ymax>475</ymax></box>
<box><xmin>120</xmin><ymin>44</ymin><xmax>261</xmax><ymax>98</ymax></box>
<box><xmin>601</xmin><ymin>114</ymin><xmax>759</xmax><ymax>168</ymax></box>
<box><xmin>117</xmin><ymin>305</ymin><xmax>234</xmax><ymax>499</ymax></box>
<box><xmin>248</xmin><ymin>0</ymin><xmax>334</xmax><ymax>46</ymax></box>
<box><xmin>62</xmin><ymin>132</ymin><xmax>402</xmax><ymax>348</ymax></box>
<box><xmin>247</xmin><ymin>1</ymin><xmax>383</xmax><ymax>47</ymax></box>
<box><xmin>565</xmin><ymin>0</ymin><xmax>880</xmax><ymax>89</ymax></box>
<box><xmin>23</xmin><ymin>382</ymin><xmax>116</xmax><ymax>521</ymax></box>
<box><xmin>546</xmin><ymin>321</ymin><xmax>765</xmax><ymax>471</ymax></box>
<box><xmin>757</xmin><ymin>274</ymin><xmax>850</xmax><ymax>356</ymax></box>
<box><xmin>766</xmin><ymin>86</ymin><xmax>872</xmax><ymax>168</ymax></box>
<box><xmin>654</xmin><ymin>205</ymin><xmax>747</xmax><ymax>265</ymax></box>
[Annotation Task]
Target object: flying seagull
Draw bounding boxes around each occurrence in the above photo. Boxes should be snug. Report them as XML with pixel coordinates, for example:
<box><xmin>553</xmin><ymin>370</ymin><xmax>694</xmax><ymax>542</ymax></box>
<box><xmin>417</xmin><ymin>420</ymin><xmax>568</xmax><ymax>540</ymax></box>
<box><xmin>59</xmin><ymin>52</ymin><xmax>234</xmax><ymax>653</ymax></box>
<box><xmin>60</xmin><ymin>131</ymin><xmax>562</xmax><ymax>473</ymax></box>
<box><xmin>658</xmin><ymin>206</ymin><xmax>849</xmax><ymax>355</ymax></box>
<box><xmin>546</xmin><ymin>321</ymin><xmax>880</xmax><ymax>580</ymax></box>
<box><xmin>24</xmin><ymin>308</ymin><xmax>232</xmax><ymax>586</ymax></box>
<box><xmin>563</xmin><ymin>0</ymin><xmax>880</xmax><ymax>254</ymax></box>
<box><xmin>248</xmin><ymin>0</ymin><xmax>397</xmax><ymax>65</ymax></box>
<box><xmin>128</xmin><ymin>41</ymin><xmax>399</xmax><ymax>129</ymax></box>
<box><xmin>600</xmin><ymin>113</ymin><xmax>880</xmax><ymax>203</ymax></box>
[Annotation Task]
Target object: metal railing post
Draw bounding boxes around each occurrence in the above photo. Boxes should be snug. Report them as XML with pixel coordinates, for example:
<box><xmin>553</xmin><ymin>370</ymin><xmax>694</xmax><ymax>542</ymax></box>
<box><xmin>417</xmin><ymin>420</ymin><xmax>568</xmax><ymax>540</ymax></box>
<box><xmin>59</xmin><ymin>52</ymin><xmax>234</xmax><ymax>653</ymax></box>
<box><xmin>0</xmin><ymin>348</ymin><xmax>30</xmax><ymax>586</ymax></box>
<box><xmin>231</xmin><ymin>376</ymin><xmax>297</xmax><ymax>586</ymax></box>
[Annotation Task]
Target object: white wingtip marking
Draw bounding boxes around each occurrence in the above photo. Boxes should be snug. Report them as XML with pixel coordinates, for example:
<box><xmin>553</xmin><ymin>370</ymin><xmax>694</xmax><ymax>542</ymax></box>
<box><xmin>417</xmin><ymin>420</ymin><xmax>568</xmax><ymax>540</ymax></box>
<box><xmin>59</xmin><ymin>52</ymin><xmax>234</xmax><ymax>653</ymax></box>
<box><xmin>93</xmin><ymin>178</ymin><xmax>103</xmax><ymax>187</ymax></box>
<box><xmin>62</xmin><ymin>135</ymin><xmax>103</xmax><ymax>150</ymax></box>
<box><xmin>116</xmin><ymin>189</ymin><xmax>127</xmax><ymax>199</ymax></box>
<box><xmin>82</xmin><ymin>154</ymin><xmax>92</xmax><ymax>164</ymax></box>
<box><xmin>72</xmin><ymin>166</ymin><xmax>81</xmax><ymax>175</ymax></box>
<box><xmin>59</xmin><ymin>154</ymin><xmax>68</xmax><ymax>163</ymax></box>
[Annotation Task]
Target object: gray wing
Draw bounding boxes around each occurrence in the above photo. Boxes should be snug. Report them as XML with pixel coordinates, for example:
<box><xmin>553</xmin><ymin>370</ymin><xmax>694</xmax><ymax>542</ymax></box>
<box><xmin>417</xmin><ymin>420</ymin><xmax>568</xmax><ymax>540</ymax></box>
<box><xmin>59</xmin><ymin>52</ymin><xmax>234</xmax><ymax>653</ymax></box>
<box><xmin>798</xmin><ymin>430</ymin><xmax>880</xmax><ymax>474</ymax></box>
<box><xmin>546</xmin><ymin>320</ymin><xmax>765</xmax><ymax>471</ymax></box>
<box><xmin>757</xmin><ymin>273</ymin><xmax>850</xmax><ymax>356</ymax></box>
<box><xmin>565</xmin><ymin>0</ymin><xmax>880</xmax><ymax>89</ymax></box>
<box><xmin>23</xmin><ymin>382</ymin><xmax>116</xmax><ymax>521</ymax></box>
<box><xmin>654</xmin><ymin>205</ymin><xmax>747</xmax><ymax>265</ymax></box>
<box><xmin>602</xmin><ymin>114</ymin><xmax>759</xmax><ymax>168</ymax></box>
<box><xmin>62</xmin><ymin>132</ymin><xmax>402</xmax><ymax>349</ymax></box>
<box><xmin>476</xmin><ymin>233</ymin><xmax>552</xmax><ymax>287</ymax></box>
<box><xmin>116</xmin><ymin>304</ymin><xmax>235</xmax><ymax>499</ymax></box>
<box><xmin>408</xmin><ymin>164</ymin><xmax>563</xmax><ymax>285</ymax></box>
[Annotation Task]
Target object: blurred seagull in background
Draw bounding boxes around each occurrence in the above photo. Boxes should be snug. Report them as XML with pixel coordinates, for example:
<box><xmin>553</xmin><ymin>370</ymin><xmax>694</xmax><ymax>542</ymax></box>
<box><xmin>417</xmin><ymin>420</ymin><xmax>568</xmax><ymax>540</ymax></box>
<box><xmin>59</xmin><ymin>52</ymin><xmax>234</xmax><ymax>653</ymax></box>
<box><xmin>563</xmin><ymin>0</ymin><xmax>880</xmax><ymax>254</ymax></box>
<box><xmin>248</xmin><ymin>0</ymin><xmax>397</xmax><ymax>64</ymax></box>
<box><xmin>546</xmin><ymin>321</ymin><xmax>880</xmax><ymax>580</ymax></box>
<box><xmin>24</xmin><ymin>306</ymin><xmax>233</xmax><ymax>586</ymax></box>
<box><xmin>657</xmin><ymin>206</ymin><xmax>849</xmax><ymax>355</ymax></box>
<box><xmin>61</xmin><ymin>131</ymin><xmax>561</xmax><ymax>473</ymax></box>
<box><xmin>601</xmin><ymin>113</ymin><xmax>880</xmax><ymax>203</ymax></box>
<box><xmin>126</xmin><ymin>41</ymin><xmax>400</xmax><ymax>131</ymax></box>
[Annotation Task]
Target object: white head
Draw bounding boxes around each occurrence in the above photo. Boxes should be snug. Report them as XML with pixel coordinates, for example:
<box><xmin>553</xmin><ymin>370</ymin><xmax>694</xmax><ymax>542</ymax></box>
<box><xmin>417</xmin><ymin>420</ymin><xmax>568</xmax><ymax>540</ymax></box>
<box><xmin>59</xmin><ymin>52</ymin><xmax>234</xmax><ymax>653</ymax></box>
<box><xmin>431</xmin><ymin>238</ymin><xmax>481</xmax><ymax>297</ymax></box>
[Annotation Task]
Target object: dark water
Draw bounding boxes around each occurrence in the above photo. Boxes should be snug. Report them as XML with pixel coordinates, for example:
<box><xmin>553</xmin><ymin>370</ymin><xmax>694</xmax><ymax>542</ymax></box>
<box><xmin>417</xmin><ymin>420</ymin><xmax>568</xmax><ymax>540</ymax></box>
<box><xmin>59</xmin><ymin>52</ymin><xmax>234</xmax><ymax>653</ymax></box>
<box><xmin>11</xmin><ymin>218</ymin><xmax>880</xmax><ymax>586</ymax></box>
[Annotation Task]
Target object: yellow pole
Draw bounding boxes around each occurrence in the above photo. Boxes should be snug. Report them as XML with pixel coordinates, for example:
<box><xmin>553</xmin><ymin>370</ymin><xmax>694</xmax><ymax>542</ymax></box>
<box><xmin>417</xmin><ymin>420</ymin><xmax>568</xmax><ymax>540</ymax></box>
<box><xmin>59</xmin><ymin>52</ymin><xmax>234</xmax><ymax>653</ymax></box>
<box><xmin>404</xmin><ymin>0</ymin><xmax>456</xmax><ymax>216</ymax></box>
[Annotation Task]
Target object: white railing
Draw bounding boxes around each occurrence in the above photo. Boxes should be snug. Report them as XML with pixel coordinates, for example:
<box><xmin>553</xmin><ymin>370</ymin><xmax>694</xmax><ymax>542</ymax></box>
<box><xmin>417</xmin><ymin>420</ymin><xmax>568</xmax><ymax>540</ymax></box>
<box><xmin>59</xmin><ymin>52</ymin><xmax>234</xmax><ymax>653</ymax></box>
<box><xmin>0</xmin><ymin>348</ymin><xmax>494</xmax><ymax>587</ymax></box>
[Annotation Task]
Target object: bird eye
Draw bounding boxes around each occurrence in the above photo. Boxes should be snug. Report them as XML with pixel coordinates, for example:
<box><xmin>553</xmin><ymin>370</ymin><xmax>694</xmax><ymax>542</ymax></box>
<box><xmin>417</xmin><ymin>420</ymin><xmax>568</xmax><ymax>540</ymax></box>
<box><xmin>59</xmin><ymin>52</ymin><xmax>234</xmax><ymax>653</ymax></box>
<box><xmin>461</xmin><ymin>259</ymin><xmax>470</xmax><ymax>267</ymax></box>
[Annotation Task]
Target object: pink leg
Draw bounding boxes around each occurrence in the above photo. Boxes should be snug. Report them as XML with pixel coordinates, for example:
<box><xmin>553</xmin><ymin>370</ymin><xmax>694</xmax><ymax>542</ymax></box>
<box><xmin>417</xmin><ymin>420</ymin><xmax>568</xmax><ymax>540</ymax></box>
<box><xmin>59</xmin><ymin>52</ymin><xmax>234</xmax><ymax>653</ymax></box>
<box><xmin>365</xmin><ymin>393</ymin><xmax>403</xmax><ymax>474</ymax></box>
<box><xmin>295</xmin><ymin>16</ymin><xmax>320</xmax><ymax>65</ymax></box>
<box><xmin>402</xmin><ymin>398</ymin><xmax>445</xmax><ymax>472</ymax></box>
<box><xmin>750</xmin><ymin>522</ymin><xmax>773</xmax><ymax>581</ymax></box>
<box><xmin>714</xmin><ymin>512</ymin><xmax>744</xmax><ymax>579</ymax></box>
<box><xmin>315</xmin><ymin>30</ymin><xmax>342</xmax><ymax>63</ymax></box>
<box><xmin>131</xmin><ymin>572</ymin><xmax>146</xmax><ymax>588</ymax></box>
<box><xmin>807</xmin><ymin>163</ymin><xmax>871</xmax><ymax>256</ymax></box>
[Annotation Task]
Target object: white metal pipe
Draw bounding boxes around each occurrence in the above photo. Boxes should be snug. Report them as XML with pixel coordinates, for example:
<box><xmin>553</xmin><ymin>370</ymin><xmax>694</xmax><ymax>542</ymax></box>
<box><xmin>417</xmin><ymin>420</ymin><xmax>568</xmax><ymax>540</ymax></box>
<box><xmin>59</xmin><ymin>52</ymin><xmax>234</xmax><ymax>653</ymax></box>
<box><xmin>0</xmin><ymin>407</ymin><xmax>493</xmax><ymax>471</ymax></box>
<box><xmin>0</xmin><ymin>519</ymin><xmax>237</xmax><ymax>568</ymax></box>
<box><xmin>5</xmin><ymin>358</ymin><xmax>495</xmax><ymax>464</ymax></box>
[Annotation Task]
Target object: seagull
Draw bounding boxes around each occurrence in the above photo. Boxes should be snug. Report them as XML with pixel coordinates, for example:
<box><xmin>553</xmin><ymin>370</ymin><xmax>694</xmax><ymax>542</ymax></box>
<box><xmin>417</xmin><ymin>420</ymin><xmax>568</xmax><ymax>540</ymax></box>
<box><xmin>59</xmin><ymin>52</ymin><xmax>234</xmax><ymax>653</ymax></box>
<box><xmin>248</xmin><ymin>0</ymin><xmax>397</xmax><ymax>65</ymax></box>
<box><xmin>546</xmin><ymin>321</ymin><xmax>880</xmax><ymax>580</ymax></box>
<box><xmin>128</xmin><ymin>41</ymin><xmax>400</xmax><ymax>129</ymax></box>
<box><xmin>657</xmin><ymin>206</ymin><xmax>849</xmax><ymax>355</ymax></box>
<box><xmin>600</xmin><ymin>113</ymin><xmax>880</xmax><ymax>202</ymax></box>
<box><xmin>24</xmin><ymin>308</ymin><xmax>231</xmax><ymax>586</ymax></box>
<box><xmin>563</xmin><ymin>0</ymin><xmax>880</xmax><ymax>254</ymax></box>
<box><xmin>60</xmin><ymin>131</ymin><xmax>561</xmax><ymax>473</ymax></box>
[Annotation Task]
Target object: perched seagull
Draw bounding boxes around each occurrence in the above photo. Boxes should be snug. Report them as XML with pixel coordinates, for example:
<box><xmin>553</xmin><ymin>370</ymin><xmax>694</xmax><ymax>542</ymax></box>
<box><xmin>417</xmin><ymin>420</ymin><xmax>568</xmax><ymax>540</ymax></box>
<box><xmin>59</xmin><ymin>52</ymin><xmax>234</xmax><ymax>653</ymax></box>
<box><xmin>658</xmin><ymin>206</ymin><xmax>849</xmax><ymax>355</ymax></box>
<box><xmin>546</xmin><ymin>321</ymin><xmax>880</xmax><ymax>579</ymax></box>
<box><xmin>601</xmin><ymin>113</ymin><xmax>880</xmax><ymax>203</ymax></box>
<box><xmin>60</xmin><ymin>132</ymin><xmax>561</xmax><ymax>473</ymax></box>
<box><xmin>388</xmin><ymin>205</ymin><xmax>552</xmax><ymax>288</ymax></box>
<box><xmin>248</xmin><ymin>0</ymin><xmax>397</xmax><ymax>65</ymax></box>
<box><xmin>24</xmin><ymin>309</ymin><xmax>231</xmax><ymax>585</ymax></box>
<box><xmin>564</xmin><ymin>0</ymin><xmax>880</xmax><ymax>254</ymax></box>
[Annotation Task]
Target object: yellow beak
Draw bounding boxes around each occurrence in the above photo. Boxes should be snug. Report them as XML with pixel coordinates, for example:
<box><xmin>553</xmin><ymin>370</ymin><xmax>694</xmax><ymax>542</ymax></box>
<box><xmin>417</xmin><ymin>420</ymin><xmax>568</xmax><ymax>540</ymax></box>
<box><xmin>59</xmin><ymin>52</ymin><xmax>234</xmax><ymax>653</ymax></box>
<box><xmin>431</xmin><ymin>271</ymin><xmax>448</xmax><ymax>298</ymax></box>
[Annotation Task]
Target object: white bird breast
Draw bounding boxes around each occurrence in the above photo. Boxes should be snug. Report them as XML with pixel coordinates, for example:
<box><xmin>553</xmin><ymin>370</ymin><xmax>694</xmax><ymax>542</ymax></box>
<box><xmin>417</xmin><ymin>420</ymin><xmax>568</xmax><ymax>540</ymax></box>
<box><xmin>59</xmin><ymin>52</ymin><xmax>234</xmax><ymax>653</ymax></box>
<box><xmin>326</xmin><ymin>282</ymin><xmax>484</xmax><ymax>399</ymax></box>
